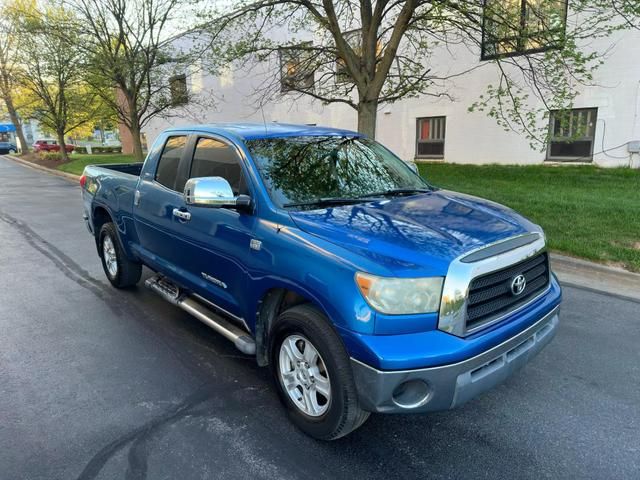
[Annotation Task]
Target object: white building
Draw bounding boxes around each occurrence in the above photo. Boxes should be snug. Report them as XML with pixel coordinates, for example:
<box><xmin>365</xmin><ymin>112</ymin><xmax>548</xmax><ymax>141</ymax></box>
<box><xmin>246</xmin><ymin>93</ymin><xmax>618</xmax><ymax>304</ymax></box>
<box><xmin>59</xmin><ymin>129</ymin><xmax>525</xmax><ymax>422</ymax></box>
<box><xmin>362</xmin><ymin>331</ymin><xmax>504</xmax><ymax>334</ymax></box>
<box><xmin>143</xmin><ymin>14</ymin><xmax>640</xmax><ymax>168</ymax></box>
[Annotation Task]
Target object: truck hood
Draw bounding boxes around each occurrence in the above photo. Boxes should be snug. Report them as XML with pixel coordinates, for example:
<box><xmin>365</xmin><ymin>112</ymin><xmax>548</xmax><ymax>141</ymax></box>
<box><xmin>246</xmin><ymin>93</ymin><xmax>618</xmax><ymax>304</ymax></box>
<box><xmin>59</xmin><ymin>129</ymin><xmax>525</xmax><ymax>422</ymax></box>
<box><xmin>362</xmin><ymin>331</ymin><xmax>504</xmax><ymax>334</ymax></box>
<box><xmin>289</xmin><ymin>190</ymin><xmax>538</xmax><ymax>277</ymax></box>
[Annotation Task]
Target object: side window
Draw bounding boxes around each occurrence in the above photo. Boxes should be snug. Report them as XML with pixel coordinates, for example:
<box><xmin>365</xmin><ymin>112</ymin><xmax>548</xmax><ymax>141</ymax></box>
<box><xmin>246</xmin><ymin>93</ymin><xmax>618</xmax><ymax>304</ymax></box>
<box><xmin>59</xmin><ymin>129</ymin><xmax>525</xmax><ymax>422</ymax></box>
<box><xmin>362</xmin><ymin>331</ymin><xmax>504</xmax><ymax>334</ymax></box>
<box><xmin>155</xmin><ymin>136</ymin><xmax>187</xmax><ymax>190</ymax></box>
<box><xmin>190</xmin><ymin>137</ymin><xmax>247</xmax><ymax>195</ymax></box>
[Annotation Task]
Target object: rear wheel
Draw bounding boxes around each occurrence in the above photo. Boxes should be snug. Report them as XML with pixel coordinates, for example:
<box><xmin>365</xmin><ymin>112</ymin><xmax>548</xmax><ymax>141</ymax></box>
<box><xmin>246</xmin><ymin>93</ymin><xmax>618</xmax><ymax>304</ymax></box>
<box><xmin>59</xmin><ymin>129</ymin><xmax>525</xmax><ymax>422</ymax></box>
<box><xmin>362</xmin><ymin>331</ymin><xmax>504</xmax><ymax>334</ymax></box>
<box><xmin>270</xmin><ymin>304</ymin><xmax>370</xmax><ymax>440</ymax></box>
<box><xmin>98</xmin><ymin>222</ymin><xmax>142</xmax><ymax>288</ymax></box>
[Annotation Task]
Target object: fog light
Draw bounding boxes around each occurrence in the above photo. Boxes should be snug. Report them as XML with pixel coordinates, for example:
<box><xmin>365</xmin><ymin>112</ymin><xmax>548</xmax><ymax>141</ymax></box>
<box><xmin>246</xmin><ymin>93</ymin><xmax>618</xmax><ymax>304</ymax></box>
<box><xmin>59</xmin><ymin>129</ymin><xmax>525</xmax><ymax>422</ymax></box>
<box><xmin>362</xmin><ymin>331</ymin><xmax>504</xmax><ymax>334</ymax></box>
<box><xmin>391</xmin><ymin>380</ymin><xmax>432</xmax><ymax>409</ymax></box>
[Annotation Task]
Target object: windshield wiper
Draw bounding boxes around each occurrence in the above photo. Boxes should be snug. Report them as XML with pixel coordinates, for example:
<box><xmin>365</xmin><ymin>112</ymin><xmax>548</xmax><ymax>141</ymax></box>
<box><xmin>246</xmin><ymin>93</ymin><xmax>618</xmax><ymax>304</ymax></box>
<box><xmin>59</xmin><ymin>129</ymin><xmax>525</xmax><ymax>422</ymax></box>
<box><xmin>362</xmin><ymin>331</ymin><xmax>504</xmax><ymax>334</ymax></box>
<box><xmin>357</xmin><ymin>187</ymin><xmax>432</xmax><ymax>198</ymax></box>
<box><xmin>284</xmin><ymin>197</ymin><xmax>377</xmax><ymax>208</ymax></box>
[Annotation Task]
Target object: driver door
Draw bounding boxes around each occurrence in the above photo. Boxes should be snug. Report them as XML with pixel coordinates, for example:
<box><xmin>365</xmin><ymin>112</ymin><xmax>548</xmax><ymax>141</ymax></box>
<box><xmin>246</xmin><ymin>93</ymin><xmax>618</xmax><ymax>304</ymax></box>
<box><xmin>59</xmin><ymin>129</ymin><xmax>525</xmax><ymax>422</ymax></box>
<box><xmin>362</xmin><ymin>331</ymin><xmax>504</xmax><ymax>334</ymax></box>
<box><xmin>170</xmin><ymin>135</ymin><xmax>257</xmax><ymax>320</ymax></box>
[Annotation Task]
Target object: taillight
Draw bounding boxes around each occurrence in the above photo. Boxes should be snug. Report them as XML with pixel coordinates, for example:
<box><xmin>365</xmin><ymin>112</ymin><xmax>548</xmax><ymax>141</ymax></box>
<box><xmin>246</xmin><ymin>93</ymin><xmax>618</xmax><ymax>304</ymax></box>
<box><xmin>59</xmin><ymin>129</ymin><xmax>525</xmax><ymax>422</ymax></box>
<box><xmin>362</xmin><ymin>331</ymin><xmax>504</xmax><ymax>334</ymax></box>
<box><xmin>80</xmin><ymin>175</ymin><xmax>86</xmax><ymax>188</ymax></box>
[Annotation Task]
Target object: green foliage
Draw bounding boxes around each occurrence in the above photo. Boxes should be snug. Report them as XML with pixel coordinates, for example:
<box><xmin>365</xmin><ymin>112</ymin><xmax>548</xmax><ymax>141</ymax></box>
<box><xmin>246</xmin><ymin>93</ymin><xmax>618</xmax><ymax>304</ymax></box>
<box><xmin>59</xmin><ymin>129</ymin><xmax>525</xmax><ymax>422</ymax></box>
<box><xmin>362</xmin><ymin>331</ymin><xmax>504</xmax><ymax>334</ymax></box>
<box><xmin>418</xmin><ymin>162</ymin><xmax>640</xmax><ymax>271</ymax></box>
<box><xmin>612</xmin><ymin>0</ymin><xmax>640</xmax><ymax>29</ymax></box>
<box><xmin>9</xmin><ymin>1</ymin><xmax>113</xmax><ymax>157</ymax></box>
<box><xmin>37</xmin><ymin>151</ymin><xmax>64</xmax><ymax>162</ymax></box>
<box><xmin>66</xmin><ymin>0</ymin><xmax>214</xmax><ymax>160</ymax></box>
<box><xmin>206</xmin><ymin>0</ymin><xmax>631</xmax><ymax>143</ymax></box>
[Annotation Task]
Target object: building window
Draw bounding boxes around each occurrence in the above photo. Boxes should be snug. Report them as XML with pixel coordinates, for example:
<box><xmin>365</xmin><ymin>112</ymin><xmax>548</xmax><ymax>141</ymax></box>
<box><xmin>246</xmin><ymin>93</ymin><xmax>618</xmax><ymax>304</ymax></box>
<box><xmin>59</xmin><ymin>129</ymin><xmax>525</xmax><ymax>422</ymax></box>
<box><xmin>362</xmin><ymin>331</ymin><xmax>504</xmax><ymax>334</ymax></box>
<box><xmin>169</xmin><ymin>74</ymin><xmax>188</xmax><ymax>106</ymax></box>
<box><xmin>547</xmin><ymin>108</ymin><xmax>597</xmax><ymax>161</ymax></box>
<box><xmin>336</xmin><ymin>30</ymin><xmax>359</xmax><ymax>84</ymax></box>
<box><xmin>279</xmin><ymin>43</ymin><xmax>315</xmax><ymax>93</ymax></box>
<box><xmin>416</xmin><ymin>117</ymin><xmax>446</xmax><ymax>159</ymax></box>
<box><xmin>336</xmin><ymin>30</ymin><xmax>382</xmax><ymax>84</ymax></box>
<box><xmin>481</xmin><ymin>0</ymin><xmax>568</xmax><ymax>60</ymax></box>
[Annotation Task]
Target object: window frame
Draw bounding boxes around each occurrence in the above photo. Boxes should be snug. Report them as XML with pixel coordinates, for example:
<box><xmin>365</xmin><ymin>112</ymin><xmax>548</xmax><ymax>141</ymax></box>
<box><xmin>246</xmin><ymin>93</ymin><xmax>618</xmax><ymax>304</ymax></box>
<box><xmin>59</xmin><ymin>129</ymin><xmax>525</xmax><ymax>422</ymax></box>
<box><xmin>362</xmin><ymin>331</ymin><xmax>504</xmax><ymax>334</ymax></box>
<box><xmin>546</xmin><ymin>107</ymin><xmax>598</xmax><ymax>162</ymax></box>
<box><xmin>184</xmin><ymin>133</ymin><xmax>254</xmax><ymax>199</ymax></box>
<box><xmin>279</xmin><ymin>42</ymin><xmax>315</xmax><ymax>93</ymax></box>
<box><xmin>480</xmin><ymin>0</ymin><xmax>569</xmax><ymax>61</ymax></box>
<box><xmin>415</xmin><ymin>116</ymin><xmax>446</xmax><ymax>160</ymax></box>
<box><xmin>154</xmin><ymin>134</ymin><xmax>190</xmax><ymax>192</ymax></box>
<box><xmin>169</xmin><ymin>74</ymin><xmax>189</xmax><ymax>106</ymax></box>
<box><xmin>187</xmin><ymin>135</ymin><xmax>250</xmax><ymax>196</ymax></box>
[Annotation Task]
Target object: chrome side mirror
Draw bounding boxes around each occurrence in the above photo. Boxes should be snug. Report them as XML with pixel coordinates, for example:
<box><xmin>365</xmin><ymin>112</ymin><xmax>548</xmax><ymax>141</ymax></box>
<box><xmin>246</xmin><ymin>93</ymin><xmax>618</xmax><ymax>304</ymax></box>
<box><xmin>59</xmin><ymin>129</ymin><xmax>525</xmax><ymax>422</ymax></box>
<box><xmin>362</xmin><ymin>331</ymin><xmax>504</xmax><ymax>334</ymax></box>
<box><xmin>184</xmin><ymin>177</ymin><xmax>251</xmax><ymax>209</ymax></box>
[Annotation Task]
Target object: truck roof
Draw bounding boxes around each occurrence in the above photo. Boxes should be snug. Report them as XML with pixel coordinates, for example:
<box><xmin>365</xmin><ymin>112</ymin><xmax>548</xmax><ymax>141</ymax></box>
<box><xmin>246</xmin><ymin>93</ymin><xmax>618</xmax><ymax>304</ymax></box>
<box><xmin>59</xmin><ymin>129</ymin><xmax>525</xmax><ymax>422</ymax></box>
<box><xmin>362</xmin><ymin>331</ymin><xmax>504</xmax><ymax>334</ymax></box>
<box><xmin>163</xmin><ymin>122</ymin><xmax>362</xmax><ymax>141</ymax></box>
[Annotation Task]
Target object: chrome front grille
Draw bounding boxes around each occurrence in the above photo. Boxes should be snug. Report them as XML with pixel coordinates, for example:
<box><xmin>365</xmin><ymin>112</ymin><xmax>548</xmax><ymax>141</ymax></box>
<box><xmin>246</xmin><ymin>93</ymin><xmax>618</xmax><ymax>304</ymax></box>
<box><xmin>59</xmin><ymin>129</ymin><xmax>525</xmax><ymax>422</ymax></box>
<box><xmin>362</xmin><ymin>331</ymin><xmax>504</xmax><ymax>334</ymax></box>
<box><xmin>465</xmin><ymin>252</ymin><xmax>550</xmax><ymax>332</ymax></box>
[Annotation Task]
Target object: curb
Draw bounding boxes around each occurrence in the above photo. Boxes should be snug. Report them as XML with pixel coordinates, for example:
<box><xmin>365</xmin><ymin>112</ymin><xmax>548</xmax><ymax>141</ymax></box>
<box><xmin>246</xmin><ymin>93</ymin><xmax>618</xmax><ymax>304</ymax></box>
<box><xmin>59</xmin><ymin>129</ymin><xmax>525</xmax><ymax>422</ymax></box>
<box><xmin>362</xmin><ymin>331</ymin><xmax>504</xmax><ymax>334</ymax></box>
<box><xmin>550</xmin><ymin>253</ymin><xmax>640</xmax><ymax>281</ymax></box>
<box><xmin>5</xmin><ymin>154</ymin><xmax>80</xmax><ymax>183</ymax></box>
<box><xmin>550</xmin><ymin>253</ymin><xmax>640</xmax><ymax>302</ymax></box>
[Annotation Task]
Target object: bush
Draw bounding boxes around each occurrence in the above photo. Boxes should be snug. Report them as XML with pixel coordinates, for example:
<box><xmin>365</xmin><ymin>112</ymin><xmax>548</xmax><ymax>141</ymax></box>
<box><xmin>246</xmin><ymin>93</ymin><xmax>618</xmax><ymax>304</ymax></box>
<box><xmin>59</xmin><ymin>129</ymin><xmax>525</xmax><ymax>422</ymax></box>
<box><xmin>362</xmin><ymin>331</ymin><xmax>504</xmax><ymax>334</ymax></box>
<box><xmin>38</xmin><ymin>151</ymin><xmax>64</xmax><ymax>162</ymax></box>
<box><xmin>78</xmin><ymin>146</ymin><xmax>123</xmax><ymax>154</ymax></box>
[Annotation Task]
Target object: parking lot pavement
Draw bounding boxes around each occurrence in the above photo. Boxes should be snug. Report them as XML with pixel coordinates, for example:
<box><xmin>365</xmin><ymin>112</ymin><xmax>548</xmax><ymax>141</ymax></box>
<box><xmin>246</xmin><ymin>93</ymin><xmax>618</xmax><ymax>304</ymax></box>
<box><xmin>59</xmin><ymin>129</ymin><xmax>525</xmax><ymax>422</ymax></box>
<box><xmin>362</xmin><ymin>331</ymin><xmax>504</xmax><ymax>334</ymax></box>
<box><xmin>0</xmin><ymin>156</ymin><xmax>639</xmax><ymax>480</ymax></box>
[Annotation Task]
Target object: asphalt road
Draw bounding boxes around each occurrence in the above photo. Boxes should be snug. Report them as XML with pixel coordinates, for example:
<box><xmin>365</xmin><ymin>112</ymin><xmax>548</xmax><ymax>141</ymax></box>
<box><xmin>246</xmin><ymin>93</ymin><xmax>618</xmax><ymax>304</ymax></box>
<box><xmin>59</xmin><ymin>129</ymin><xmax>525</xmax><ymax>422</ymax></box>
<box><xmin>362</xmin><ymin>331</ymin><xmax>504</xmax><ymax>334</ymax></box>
<box><xmin>0</xmin><ymin>156</ymin><xmax>638</xmax><ymax>480</ymax></box>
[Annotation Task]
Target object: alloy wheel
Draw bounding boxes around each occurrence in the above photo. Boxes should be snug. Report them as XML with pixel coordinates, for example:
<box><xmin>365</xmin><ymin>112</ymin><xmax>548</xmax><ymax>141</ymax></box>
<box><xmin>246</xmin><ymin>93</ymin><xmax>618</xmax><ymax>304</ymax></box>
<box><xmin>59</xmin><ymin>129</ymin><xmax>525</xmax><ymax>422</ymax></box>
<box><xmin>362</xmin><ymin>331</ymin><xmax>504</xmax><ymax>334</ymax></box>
<box><xmin>278</xmin><ymin>334</ymin><xmax>331</xmax><ymax>417</ymax></box>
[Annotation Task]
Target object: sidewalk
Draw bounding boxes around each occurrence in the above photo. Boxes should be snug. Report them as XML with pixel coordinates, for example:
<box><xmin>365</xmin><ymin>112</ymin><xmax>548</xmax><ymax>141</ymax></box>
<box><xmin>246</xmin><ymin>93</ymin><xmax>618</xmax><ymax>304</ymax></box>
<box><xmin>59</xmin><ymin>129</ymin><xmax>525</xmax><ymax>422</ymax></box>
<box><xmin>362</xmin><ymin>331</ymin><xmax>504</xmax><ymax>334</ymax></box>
<box><xmin>6</xmin><ymin>154</ymin><xmax>80</xmax><ymax>182</ymax></box>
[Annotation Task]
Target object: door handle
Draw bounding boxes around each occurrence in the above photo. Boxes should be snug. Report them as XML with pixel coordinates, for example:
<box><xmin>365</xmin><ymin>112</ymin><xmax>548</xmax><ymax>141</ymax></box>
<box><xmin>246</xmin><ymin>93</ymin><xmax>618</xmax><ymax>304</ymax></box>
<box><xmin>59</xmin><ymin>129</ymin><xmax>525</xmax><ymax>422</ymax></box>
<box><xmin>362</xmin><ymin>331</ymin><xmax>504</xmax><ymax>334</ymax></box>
<box><xmin>172</xmin><ymin>208</ymin><xmax>191</xmax><ymax>221</ymax></box>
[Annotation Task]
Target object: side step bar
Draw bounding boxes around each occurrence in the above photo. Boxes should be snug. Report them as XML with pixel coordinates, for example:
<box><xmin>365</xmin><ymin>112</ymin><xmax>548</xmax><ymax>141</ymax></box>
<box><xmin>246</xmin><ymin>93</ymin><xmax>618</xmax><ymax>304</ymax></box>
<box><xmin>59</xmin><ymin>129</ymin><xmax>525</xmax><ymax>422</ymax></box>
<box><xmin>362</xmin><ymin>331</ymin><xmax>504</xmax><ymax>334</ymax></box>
<box><xmin>145</xmin><ymin>275</ymin><xmax>256</xmax><ymax>355</ymax></box>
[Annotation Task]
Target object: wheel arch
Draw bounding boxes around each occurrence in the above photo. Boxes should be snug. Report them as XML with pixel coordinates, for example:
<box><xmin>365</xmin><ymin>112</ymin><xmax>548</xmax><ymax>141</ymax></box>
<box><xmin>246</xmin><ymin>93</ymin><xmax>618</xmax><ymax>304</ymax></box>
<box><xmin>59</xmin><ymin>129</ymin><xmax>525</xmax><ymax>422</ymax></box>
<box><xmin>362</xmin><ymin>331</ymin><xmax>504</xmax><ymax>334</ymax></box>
<box><xmin>254</xmin><ymin>287</ymin><xmax>342</xmax><ymax>367</ymax></box>
<box><xmin>92</xmin><ymin>206</ymin><xmax>112</xmax><ymax>236</ymax></box>
<box><xmin>92</xmin><ymin>205</ymin><xmax>138</xmax><ymax>262</ymax></box>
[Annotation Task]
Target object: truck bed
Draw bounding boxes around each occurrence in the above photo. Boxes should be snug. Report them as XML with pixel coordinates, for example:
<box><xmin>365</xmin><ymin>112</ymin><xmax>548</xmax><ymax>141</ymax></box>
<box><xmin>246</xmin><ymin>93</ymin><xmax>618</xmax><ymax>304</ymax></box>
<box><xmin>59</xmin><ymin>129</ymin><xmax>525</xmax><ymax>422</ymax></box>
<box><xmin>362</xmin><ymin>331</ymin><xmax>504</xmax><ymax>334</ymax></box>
<box><xmin>81</xmin><ymin>163</ymin><xmax>145</xmax><ymax>233</ymax></box>
<box><xmin>89</xmin><ymin>163</ymin><xmax>144</xmax><ymax>177</ymax></box>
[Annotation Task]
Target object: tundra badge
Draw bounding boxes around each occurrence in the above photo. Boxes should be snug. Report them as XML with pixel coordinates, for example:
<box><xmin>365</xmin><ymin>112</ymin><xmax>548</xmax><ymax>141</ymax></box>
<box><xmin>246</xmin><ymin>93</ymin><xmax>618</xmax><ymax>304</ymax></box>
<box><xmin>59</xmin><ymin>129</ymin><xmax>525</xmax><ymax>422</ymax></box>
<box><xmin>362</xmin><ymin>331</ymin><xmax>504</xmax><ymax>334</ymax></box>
<box><xmin>201</xmin><ymin>272</ymin><xmax>227</xmax><ymax>289</ymax></box>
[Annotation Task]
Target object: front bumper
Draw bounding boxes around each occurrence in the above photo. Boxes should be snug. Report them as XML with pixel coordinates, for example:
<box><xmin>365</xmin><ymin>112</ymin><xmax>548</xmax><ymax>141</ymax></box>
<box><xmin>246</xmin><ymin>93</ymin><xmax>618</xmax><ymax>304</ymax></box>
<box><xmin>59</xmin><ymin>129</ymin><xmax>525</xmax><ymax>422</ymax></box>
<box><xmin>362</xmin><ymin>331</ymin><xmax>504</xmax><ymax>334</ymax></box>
<box><xmin>351</xmin><ymin>305</ymin><xmax>559</xmax><ymax>413</ymax></box>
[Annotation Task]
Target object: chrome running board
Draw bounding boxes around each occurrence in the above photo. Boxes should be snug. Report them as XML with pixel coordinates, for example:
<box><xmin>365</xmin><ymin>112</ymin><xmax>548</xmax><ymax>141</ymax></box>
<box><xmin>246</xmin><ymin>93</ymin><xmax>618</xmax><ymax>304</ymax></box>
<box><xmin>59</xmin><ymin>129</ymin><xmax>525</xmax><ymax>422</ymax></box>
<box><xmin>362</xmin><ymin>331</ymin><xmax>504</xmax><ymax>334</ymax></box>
<box><xmin>145</xmin><ymin>275</ymin><xmax>256</xmax><ymax>355</ymax></box>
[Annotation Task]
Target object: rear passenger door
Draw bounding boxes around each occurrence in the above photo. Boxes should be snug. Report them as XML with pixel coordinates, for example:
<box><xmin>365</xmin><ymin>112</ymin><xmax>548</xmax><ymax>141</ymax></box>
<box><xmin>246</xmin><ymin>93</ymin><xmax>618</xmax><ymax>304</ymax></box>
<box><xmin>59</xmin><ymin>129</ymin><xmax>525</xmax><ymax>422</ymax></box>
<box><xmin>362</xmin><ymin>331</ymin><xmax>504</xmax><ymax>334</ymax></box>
<box><xmin>133</xmin><ymin>134</ymin><xmax>192</xmax><ymax>276</ymax></box>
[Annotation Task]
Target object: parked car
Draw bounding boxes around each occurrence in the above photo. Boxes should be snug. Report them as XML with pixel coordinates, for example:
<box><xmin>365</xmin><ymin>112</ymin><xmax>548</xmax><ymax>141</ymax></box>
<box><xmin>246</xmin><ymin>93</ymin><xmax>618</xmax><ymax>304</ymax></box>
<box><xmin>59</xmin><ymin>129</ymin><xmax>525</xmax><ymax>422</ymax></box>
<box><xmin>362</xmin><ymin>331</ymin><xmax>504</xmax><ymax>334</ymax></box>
<box><xmin>80</xmin><ymin>123</ymin><xmax>562</xmax><ymax>440</ymax></box>
<box><xmin>0</xmin><ymin>141</ymin><xmax>17</xmax><ymax>154</ymax></box>
<box><xmin>33</xmin><ymin>139</ymin><xmax>75</xmax><ymax>153</ymax></box>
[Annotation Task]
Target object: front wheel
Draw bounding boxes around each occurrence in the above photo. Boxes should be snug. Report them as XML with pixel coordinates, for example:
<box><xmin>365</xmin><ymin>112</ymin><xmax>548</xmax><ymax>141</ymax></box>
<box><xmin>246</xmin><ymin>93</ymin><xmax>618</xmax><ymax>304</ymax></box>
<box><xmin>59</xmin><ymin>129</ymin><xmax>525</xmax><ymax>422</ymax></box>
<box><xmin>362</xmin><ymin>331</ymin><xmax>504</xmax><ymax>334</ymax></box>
<box><xmin>270</xmin><ymin>304</ymin><xmax>370</xmax><ymax>440</ymax></box>
<box><xmin>98</xmin><ymin>222</ymin><xmax>142</xmax><ymax>288</ymax></box>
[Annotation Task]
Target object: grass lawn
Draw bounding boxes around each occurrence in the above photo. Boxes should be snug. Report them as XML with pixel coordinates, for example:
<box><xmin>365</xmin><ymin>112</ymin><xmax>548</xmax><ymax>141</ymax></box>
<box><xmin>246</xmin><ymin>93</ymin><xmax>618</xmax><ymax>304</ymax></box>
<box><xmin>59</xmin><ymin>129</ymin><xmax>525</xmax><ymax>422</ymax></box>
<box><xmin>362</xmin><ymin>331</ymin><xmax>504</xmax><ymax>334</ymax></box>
<box><xmin>418</xmin><ymin>163</ymin><xmax>640</xmax><ymax>272</ymax></box>
<box><xmin>56</xmin><ymin>153</ymin><xmax>138</xmax><ymax>176</ymax></box>
<box><xmin>51</xmin><ymin>153</ymin><xmax>639</xmax><ymax>271</ymax></box>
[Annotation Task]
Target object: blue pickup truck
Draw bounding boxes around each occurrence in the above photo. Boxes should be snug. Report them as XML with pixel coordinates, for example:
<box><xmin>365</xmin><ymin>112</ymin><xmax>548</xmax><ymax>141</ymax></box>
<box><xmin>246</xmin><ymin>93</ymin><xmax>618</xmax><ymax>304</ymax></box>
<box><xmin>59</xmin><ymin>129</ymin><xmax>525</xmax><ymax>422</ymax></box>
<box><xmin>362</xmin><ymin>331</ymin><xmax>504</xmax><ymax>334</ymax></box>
<box><xmin>81</xmin><ymin>123</ymin><xmax>561</xmax><ymax>440</ymax></box>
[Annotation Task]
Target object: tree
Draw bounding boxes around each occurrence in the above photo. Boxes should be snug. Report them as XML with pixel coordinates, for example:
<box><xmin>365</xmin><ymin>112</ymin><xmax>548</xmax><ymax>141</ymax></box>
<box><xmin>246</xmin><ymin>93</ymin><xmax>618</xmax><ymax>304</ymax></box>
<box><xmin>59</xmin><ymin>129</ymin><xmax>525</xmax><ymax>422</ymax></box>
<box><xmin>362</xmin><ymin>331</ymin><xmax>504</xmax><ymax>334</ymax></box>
<box><xmin>0</xmin><ymin>5</ymin><xmax>30</xmax><ymax>153</ymax></box>
<box><xmin>205</xmin><ymin>0</ymin><xmax>621</xmax><ymax>143</ymax></box>
<box><xmin>67</xmin><ymin>0</ymin><xmax>210</xmax><ymax>161</ymax></box>
<box><xmin>14</xmin><ymin>3</ymin><xmax>104</xmax><ymax>161</ymax></box>
<box><xmin>611</xmin><ymin>0</ymin><xmax>640</xmax><ymax>29</ymax></box>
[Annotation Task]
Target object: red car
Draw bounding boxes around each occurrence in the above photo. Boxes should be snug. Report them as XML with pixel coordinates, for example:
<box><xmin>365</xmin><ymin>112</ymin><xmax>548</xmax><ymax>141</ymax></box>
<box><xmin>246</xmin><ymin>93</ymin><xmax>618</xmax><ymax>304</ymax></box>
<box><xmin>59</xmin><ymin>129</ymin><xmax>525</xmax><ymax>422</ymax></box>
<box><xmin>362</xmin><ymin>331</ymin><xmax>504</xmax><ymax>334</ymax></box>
<box><xmin>33</xmin><ymin>139</ymin><xmax>75</xmax><ymax>153</ymax></box>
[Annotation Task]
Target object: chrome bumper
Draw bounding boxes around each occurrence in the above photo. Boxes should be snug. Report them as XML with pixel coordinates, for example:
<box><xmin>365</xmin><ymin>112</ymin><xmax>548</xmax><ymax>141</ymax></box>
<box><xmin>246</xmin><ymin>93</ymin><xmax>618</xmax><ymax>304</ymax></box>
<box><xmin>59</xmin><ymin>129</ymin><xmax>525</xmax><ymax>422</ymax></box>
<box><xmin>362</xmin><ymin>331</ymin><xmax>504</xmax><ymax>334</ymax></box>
<box><xmin>351</xmin><ymin>305</ymin><xmax>559</xmax><ymax>413</ymax></box>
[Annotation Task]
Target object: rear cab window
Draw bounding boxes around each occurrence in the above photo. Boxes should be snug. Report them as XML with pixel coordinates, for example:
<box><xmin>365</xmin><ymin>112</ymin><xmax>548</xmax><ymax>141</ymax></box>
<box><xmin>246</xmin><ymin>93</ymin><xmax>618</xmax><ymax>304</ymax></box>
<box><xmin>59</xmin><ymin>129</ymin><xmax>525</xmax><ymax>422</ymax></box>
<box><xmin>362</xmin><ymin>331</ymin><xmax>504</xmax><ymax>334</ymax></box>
<box><xmin>155</xmin><ymin>136</ymin><xmax>188</xmax><ymax>191</ymax></box>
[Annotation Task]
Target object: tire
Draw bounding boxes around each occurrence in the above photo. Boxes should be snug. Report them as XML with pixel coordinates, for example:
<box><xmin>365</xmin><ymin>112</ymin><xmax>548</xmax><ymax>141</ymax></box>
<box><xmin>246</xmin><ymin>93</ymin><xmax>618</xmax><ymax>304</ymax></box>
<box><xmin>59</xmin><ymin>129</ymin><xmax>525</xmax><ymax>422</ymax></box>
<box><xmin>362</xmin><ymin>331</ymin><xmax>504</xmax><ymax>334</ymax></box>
<box><xmin>270</xmin><ymin>304</ymin><xmax>370</xmax><ymax>440</ymax></box>
<box><xmin>98</xmin><ymin>222</ymin><xmax>142</xmax><ymax>288</ymax></box>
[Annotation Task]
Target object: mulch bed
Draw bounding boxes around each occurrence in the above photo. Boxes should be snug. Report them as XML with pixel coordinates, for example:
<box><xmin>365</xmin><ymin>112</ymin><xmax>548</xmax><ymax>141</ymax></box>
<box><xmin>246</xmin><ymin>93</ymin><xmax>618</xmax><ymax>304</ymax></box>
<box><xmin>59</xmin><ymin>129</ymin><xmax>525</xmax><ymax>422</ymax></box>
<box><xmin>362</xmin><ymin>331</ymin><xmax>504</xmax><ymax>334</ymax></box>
<box><xmin>14</xmin><ymin>153</ymin><xmax>71</xmax><ymax>170</ymax></box>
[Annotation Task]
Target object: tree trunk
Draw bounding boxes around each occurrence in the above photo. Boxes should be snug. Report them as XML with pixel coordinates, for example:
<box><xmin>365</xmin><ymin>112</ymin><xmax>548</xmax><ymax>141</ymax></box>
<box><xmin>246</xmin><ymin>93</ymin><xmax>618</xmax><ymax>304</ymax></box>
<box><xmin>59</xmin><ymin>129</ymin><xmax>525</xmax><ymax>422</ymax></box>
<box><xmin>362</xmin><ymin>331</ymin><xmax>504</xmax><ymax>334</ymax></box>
<box><xmin>129</xmin><ymin>122</ymin><xmax>144</xmax><ymax>161</ymax></box>
<box><xmin>56</xmin><ymin>130</ymin><xmax>69</xmax><ymax>162</ymax></box>
<box><xmin>357</xmin><ymin>100</ymin><xmax>378</xmax><ymax>139</ymax></box>
<box><xmin>125</xmin><ymin>94</ymin><xmax>145</xmax><ymax>161</ymax></box>
<box><xmin>4</xmin><ymin>95</ymin><xmax>29</xmax><ymax>154</ymax></box>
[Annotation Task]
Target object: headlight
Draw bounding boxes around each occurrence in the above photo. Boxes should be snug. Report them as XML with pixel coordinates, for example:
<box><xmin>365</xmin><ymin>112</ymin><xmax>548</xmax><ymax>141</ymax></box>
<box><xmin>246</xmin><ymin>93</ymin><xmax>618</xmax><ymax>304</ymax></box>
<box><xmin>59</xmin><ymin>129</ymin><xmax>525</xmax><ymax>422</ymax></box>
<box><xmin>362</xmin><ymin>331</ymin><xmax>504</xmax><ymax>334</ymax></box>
<box><xmin>355</xmin><ymin>273</ymin><xmax>444</xmax><ymax>315</ymax></box>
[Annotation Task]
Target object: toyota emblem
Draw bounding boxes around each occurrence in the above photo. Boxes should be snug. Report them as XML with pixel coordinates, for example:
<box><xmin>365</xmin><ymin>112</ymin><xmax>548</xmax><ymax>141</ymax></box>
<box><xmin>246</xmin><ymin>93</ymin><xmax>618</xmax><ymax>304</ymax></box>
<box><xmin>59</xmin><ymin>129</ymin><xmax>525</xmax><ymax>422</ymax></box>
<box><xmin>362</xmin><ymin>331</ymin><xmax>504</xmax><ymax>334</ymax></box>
<box><xmin>510</xmin><ymin>274</ymin><xmax>527</xmax><ymax>296</ymax></box>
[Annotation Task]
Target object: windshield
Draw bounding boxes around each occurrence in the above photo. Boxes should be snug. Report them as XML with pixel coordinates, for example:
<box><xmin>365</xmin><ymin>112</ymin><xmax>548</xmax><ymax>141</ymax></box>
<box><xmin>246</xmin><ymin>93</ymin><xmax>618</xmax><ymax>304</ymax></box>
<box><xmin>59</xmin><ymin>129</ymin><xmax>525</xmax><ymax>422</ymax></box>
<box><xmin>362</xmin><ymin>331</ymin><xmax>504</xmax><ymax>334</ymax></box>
<box><xmin>245</xmin><ymin>136</ymin><xmax>431</xmax><ymax>208</ymax></box>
